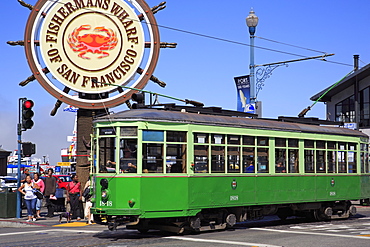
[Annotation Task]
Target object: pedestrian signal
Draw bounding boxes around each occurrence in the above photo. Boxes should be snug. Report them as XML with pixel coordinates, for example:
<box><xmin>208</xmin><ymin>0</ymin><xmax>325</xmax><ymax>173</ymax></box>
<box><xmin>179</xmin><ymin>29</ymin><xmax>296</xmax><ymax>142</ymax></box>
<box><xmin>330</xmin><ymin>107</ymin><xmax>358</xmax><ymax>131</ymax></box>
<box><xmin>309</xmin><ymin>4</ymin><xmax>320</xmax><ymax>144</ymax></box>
<box><xmin>22</xmin><ymin>142</ymin><xmax>36</xmax><ymax>157</ymax></box>
<box><xmin>22</xmin><ymin>99</ymin><xmax>34</xmax><ymax>130</ymax></box>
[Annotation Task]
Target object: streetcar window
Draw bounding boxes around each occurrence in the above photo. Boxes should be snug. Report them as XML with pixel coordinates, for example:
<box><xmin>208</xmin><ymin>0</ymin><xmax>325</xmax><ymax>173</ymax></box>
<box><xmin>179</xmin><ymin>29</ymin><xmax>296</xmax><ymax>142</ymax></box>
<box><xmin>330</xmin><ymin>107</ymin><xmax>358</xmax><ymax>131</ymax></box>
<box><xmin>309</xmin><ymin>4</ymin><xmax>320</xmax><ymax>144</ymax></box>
<box><xmin>316</xmin><ymin>150</ymin><xmax>326</xmax><ymax>173</ymax></box>
<box><xmin>288</xmin><ymin>149</ymin><xmax>299</xmax><ymax>173</ymax></box>
<box><xmin>257</xmin><ymin>137</ymin><xmax>268</xmax><ymax>146</ymax></box>
<box><xmin>304</xmin><ymin>150</ymin><xmax>314</xmax><ymax>173</ymax></box>
<box><xmin>275</xmin><ymin>138</ymin><xmax>286</xmax><ymax>147</ymax></box>
<box><xmin>348</xmin><ymin>150</ymin><xmax>356</xmax><ymax>173</ymax></box>
<box><xmin>348</xmin><ymin>143</ymin><xmax>356</xmax><ymax>150</ymax></box>
<box><xmin>361</xmin><ymin>152</ymin><xmax>365</xmax><ymax>173</ymax></box>
<box><xmin>327</xmin><ymin>151</ymin><xmax>336</xmax><ymax>173</ymax></box>
<box><xmin>243</xmin><ymin>147</ymin><xmax>255</xmax><ymax>173</ymax></box>
<box><xmin>119</xmin><ymin>139</ymin><xmax>137</xmax><ymax>173</ymax></box>
<box><xmin>120</xmin><ymin>127</ymin><xmax>137</xmax><ymax>136</ymax></box>
<box><xmin>327</xmin><ymin>141</ymin><xmax>336</xmax><ymax>149</ymax></box>
<box><xmin>360</xmin><ymin>143</ymin><xmax>367</xmax><ymax>151</ymax></box>
<box><xmin>98</xmin><ymin>137</ymin><xmax>116</xmax><ymax>173</ymax></box>
<box><xmin>228</xmin><ymin>135</ymin><xmax>240</xmax><ymax>145</ymax></box>
<box><xmin>339</xmin><ymin>142</ymin><xmax>346</xmax><ymax>150</ymax></box>
<box><xmin>194</xmin><ymin>145</ymin><xmax>208</xmax><ymax>173</ymax></box>
<box><xmin>212</xmin><ymin>134</ymin><xmax>225</xmax><ymax>144</ymax></box>
<box><xmin>242</xmin><ymin>136</ymin><xmax>255</xmax><ymax>145</ymax></box>
<box><xmin>288</xmin><ymin>139</ymin><xmax>298</xmax><ymax>147</ymax></box>
<box><xmin>142</xmin><ymin>143</ymin><xmax>163</xmax><ymax>173</ymax></box>
<box><xmin>99</xmin><ymin>127</ymin><xmax>116</xmax><ymax>135</ymax></box>
<box><xmin>167</xmin><ymin>131</ymin><xmax>187</xmax><ymax>142</ymax></box>
<box><xmin>275</xmin><ymin>149</ymin><xmax>286</xmax><ymax>173</ymax></box>
<box><xmin>304</xmin><ymin>140</ymin><xmax>314</xmax><ymax>148</ymax></box>
<box><xmin>316</xmin><ymin>141</ymin><xmax>325</xmax><ymax>149</ymax></box>
<box><xmin>257</xmin><ymin>148</ymin><xmax>269</xmax><ymax>173</ymax></box>
<box><xmin>338</xmin><ymin>150</ymin><xmax>347</xmax><ymax>173</ymax></box>
<box><xmin>211</xmin><ymin>146</ymin><xmax>225</xmax><ymax>172</ymax></box>
<box><xmin>166</xmin><ymin>144</ymin><xmax>186</xmax><ymax>173</ymax></box>
<box><xmin>227</xmin><ymin>146</ymin><xmax>240</xmax><ymax>173</ymax></box>
<box><xmin>143</xmin><ymin>130</ymin><xmax>164</xmax><ymax>142</ymax></box>
<box><xmin>194</xmin><ymin>133</ymin><xmax>208</xmax><ymax>143</ymax></box>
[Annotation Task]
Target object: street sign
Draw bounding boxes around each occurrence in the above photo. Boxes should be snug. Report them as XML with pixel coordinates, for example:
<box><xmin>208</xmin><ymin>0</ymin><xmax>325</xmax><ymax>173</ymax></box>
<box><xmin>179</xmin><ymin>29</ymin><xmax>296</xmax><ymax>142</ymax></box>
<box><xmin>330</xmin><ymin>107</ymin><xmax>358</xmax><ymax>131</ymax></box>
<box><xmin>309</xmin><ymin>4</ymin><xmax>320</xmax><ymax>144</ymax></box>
<box><xmin>57</xmin><ymin>162</ymin><xmax>71</xmax><ymax>167</ymax></box>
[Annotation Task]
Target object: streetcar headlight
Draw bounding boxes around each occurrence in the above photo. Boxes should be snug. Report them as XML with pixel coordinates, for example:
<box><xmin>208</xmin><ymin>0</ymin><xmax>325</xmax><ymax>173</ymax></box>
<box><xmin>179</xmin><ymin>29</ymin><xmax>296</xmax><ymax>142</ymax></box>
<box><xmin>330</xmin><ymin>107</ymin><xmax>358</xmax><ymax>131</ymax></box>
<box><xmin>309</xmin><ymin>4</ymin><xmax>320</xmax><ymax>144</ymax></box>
<box><xmin>101</xmin><ymin>189</ymin><xmax>109</xmax><ymax>201</ymax></box>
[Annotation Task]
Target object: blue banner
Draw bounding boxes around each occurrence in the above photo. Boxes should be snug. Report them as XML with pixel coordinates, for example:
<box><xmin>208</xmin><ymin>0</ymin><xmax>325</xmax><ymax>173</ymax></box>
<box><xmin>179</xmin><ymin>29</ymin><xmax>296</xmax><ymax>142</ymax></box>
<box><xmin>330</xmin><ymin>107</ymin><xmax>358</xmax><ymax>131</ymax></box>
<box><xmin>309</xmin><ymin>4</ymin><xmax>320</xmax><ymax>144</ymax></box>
<box><xmin>234</xmin><ymin>75</ymin><xmax>255</xmax><ymax>113</ymax></box>
<box><xmin>63</xmin><ymin>105</ymin><xmax>78</xmax><ymax>113</ymax></box>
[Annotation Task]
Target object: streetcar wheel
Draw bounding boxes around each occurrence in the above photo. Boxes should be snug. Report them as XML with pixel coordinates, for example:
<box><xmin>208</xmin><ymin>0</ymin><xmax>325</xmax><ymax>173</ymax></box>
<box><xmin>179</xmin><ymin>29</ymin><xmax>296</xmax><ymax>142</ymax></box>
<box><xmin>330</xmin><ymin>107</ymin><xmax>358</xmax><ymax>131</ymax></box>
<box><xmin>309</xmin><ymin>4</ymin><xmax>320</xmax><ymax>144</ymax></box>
<box><xmin>313</xmin><ymin>208</ymin><xmax>331</xmax><ymax>221</ymax></box>
<box><xmin>189</xmin><ymin>216</ymin><xmax>201</xmax><ymax>231</ymax></box>
<box><xmin>276</xmin><ymin>208</ymin><xmax>291</xmax><ymax>221</ymax></box>
<box><xmin>108</xmin><ymin>222</ymin><xmax>117</xmax><ymax>231</ymax></box>
<box><xmin>225</xmin><ymin>214</ymin><xmax>237</xmax><ymax>228</ymax></box>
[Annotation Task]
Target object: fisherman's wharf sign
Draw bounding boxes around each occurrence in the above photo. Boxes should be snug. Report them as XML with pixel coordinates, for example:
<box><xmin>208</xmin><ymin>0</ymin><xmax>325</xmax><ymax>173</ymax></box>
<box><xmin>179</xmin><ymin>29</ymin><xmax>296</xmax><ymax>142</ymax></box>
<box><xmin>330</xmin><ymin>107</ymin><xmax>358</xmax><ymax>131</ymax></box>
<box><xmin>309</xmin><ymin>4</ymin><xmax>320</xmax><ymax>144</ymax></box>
<box><xmin>24</xmin><ymin>0</ymin><xmax>160</xmax><ymax>109</ymax></box>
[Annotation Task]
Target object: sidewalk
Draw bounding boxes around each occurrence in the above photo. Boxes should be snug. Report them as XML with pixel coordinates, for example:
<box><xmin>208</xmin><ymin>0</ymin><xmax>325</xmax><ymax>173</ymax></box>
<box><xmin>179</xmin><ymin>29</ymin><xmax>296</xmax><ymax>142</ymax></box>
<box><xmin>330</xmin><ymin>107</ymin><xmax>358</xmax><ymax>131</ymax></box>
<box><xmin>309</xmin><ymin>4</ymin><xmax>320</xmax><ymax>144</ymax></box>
<box><xmin>0</xmin><ymin>205</ymin><xmax>88</xmax><ymax>228</ymax></box>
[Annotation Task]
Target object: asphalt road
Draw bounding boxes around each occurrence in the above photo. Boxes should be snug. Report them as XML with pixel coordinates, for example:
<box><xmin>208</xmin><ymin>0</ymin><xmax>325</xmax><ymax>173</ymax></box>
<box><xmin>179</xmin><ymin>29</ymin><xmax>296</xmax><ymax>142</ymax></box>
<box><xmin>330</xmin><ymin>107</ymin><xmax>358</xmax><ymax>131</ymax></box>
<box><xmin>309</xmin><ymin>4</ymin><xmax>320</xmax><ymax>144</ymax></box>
<box><xmin>0</xmin><ymin>205</ymin><xmax>369</xmax><ymax>247</ymax></box>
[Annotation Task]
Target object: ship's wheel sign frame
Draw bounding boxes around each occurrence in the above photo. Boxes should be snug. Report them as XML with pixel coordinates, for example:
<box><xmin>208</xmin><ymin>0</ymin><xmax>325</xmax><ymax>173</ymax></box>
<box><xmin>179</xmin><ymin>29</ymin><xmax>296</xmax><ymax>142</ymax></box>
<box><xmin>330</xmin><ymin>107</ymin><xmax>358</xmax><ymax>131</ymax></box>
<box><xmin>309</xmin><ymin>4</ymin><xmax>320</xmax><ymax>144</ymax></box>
<box><xmin>24</xmin><ymin>0</ymin><xmax>160</xmax><ymax>109</ymax></box>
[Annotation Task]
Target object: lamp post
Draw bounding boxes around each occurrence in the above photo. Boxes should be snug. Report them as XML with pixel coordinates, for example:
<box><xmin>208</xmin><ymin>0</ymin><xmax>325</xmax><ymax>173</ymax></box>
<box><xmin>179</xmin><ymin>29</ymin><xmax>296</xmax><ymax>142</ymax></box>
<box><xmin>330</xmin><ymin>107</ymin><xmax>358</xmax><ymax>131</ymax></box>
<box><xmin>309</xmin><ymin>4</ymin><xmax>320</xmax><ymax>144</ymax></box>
<box><xmin>246</xmin><ymin>8</ymin><xmax>259</xmax><ymax>104</ymax></box>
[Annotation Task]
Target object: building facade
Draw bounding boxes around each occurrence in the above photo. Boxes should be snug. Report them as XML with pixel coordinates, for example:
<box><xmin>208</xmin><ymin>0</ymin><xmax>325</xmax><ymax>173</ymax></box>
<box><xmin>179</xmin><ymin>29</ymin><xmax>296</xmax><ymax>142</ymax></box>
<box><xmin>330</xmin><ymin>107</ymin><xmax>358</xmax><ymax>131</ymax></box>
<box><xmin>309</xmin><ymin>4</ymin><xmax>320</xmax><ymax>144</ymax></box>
<box><xmin>311</xmin><ymin>58</ymin><xmax>370</xmax><ymax>137</ymax></box>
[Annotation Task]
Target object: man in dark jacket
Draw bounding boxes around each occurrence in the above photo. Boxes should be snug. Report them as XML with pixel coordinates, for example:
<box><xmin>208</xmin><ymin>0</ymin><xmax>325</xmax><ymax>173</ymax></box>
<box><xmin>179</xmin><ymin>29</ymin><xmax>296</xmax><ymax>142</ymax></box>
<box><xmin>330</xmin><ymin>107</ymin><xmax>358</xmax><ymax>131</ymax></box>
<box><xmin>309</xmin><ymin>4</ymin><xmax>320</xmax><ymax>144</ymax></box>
<box><xmin>44</xmin><ymin>168</ymin><xmax>57</xmax><ymax>217</ymax></box>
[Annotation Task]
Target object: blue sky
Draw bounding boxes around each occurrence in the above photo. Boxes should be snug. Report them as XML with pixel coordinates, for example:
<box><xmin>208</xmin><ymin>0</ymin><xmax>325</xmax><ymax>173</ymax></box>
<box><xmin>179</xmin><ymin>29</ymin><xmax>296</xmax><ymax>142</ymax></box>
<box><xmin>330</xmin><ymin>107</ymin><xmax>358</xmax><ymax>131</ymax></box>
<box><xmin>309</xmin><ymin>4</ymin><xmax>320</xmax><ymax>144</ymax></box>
<box><xmin>1</xmin><ymin>0</ymin><xmax>369</xmax><ymax>165</ymax></box>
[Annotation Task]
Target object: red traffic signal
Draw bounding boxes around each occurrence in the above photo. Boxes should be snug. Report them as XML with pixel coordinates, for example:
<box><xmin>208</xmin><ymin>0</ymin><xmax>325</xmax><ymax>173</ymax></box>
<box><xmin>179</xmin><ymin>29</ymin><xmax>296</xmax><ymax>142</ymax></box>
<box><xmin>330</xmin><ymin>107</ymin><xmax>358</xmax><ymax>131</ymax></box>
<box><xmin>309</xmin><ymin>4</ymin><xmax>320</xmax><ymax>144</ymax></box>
<box><xmin>22</xmin><ymin>99</ymin><xmax>34</xmax><ymax>130</ymax></box>
<box><xmin>23</xmin><ymin>100</ymin><xmax>34</xmax><ymax>109</ymax></box>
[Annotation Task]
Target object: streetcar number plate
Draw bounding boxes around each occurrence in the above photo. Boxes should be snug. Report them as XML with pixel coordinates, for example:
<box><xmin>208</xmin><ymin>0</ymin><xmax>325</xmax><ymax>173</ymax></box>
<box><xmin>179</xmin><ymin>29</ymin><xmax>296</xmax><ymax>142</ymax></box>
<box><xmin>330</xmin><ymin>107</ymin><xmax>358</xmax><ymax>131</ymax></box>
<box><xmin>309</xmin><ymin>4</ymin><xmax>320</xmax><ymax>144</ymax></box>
<box><xmin>230</xmin><ymin>195</ymin><xmax>239</xmax><ymax>201</ymax></box>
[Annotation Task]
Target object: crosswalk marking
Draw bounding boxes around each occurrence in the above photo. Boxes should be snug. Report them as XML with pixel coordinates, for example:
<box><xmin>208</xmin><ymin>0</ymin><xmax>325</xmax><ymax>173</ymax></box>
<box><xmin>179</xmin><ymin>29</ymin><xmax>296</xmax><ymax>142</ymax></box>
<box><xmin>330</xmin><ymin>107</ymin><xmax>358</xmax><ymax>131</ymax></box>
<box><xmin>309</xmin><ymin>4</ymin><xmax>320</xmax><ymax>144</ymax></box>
<box><xmin>251</xmin><ymin>227</ymin><xmax>370</xmax><ymax>239</ymax></box>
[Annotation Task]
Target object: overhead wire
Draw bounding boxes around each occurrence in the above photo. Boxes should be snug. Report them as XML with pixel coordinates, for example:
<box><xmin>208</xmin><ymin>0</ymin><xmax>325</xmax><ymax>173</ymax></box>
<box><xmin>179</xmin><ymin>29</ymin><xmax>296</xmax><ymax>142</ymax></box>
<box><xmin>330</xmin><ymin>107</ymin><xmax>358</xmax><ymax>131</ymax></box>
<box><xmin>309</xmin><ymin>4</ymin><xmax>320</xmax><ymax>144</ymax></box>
<box><xmin>255</xmin><ymin>36</ymin><xmax>327</xmax><ymax>54</ymax></box>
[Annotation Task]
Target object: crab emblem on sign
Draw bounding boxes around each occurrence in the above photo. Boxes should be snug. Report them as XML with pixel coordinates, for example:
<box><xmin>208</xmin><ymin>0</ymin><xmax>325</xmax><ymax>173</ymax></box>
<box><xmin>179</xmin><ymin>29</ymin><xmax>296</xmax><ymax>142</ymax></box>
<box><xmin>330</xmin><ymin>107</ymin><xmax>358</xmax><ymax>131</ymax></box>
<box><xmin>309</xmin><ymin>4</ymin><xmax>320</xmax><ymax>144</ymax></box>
<box><xmin>68</xmin><ymin>25</ymin><xmax>118</xmax><ymax>59</ymax></box>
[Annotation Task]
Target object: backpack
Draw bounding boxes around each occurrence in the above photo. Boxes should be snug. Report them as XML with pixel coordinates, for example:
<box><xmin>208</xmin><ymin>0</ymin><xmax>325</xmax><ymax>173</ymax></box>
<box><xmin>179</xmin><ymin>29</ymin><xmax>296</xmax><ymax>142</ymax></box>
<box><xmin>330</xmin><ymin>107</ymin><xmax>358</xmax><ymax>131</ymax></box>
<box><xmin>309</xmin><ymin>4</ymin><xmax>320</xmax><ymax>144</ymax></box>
<box><xmin>83</xmin><ymin>187</ymin><xmax>91</xmax><ymax>201</ymax></box>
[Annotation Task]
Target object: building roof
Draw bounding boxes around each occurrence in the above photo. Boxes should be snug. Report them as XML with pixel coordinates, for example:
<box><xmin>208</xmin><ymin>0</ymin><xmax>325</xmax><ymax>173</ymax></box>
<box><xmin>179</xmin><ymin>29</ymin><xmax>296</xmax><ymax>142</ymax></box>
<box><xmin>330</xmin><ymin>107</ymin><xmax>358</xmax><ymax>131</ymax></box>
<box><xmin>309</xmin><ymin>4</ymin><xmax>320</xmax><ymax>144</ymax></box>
<box><xmin>0</xmin><ymin>148</ymin><xmax>11</xmax><ymax>154</ymax></box>
<box><xmin>310</xmin><ymin>63</ymin><xmax>370</xmax><ymax>102</ymax></box>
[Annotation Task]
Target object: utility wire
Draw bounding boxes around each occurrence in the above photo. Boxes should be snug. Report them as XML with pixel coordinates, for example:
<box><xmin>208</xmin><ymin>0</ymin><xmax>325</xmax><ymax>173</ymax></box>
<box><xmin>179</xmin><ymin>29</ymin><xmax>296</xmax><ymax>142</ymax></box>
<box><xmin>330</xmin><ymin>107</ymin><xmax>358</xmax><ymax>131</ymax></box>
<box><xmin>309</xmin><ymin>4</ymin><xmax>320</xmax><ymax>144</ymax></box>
<box><xmin>255</xmin><ymin>36</ymin><xmax>327</xmax><ymax>54</ymax></box>
<box><xmin>360</xmin><ymin>59</ymin><xmax>367</xmax><ymax>65</ymax></box>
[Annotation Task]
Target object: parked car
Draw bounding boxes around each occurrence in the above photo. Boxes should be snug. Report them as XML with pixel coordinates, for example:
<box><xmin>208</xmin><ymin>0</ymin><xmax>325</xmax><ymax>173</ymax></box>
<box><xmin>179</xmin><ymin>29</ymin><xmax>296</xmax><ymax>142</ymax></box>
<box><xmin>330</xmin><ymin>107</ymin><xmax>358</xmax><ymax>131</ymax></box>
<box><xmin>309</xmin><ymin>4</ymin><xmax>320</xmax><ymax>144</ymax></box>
<box><xmin>54</xmin><ymin>175</ymin><xmax>72</xmax><ymax>189</ymax></box>
<box><xmin>41</xmin><ymin>175</ymin><xmax>72</xmax><ymax>190</ymax></box>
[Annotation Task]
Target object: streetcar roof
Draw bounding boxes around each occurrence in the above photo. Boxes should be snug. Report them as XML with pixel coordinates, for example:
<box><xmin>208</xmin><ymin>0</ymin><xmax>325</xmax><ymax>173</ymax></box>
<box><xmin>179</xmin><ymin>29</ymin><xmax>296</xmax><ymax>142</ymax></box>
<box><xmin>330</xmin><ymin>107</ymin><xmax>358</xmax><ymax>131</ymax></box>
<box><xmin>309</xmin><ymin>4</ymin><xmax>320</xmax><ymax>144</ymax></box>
<box><xmin>94</xmin><ymin>109</ymin><xmax>368</xmax><ymax>138</ymax></box>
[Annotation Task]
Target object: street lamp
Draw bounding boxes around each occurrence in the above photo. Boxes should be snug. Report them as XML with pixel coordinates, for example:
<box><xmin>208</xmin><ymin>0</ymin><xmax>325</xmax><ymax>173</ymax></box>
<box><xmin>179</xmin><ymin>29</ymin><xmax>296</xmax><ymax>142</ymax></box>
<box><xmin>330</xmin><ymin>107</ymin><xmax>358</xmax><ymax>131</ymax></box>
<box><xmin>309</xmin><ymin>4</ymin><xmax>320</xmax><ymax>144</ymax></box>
<box><xmin>246</xmin><ymin>8</ymin><xmax>259</xmax><ymax>104</ymax></box>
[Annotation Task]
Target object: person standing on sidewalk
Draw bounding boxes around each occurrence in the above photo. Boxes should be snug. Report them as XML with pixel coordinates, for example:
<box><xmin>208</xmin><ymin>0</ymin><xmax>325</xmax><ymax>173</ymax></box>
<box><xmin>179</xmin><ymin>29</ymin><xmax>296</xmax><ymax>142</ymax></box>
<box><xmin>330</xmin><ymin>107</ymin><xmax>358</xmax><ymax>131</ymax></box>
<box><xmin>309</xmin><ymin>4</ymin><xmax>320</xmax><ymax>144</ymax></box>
<box><xmin>32</xmin><ymin>173</ymin><xmax>45</xmax><ymax>218</ymax></box>
<box><xmin>67</xmin><ymin>174</ymin><xmax>83</xmax><ymax>220</ymax></box>
<box><xmin>18</xmin><ymin>175</ymin><xmax>38</xmax><ymax>222</ymax></box>
<box><xmin>44</xmin><ymin>168</ymin><xmax>57</xmax><ymax>217</ymax></box>
<box><xmin>83</xmin><ymin>179</ymin><xmax>94</xmax><ymax>224</ymax></box>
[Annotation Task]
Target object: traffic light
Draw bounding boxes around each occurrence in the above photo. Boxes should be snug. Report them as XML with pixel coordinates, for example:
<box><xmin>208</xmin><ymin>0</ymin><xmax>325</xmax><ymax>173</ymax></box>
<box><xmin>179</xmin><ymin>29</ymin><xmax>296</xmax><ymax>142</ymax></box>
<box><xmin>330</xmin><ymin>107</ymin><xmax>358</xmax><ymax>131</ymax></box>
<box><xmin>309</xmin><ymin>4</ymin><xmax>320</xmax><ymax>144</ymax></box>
<box><xmin>22</xmin><ymin>142</ymin><xmax>36</xmax><ymax>157</ymax></box>
<box><xmin>22</xmin><ymin>99</ymin><xmax>34</xmax><ymax>130</ymax></box>
<box><xmin>131</xmin><ymin>93</ymin><xmax>145</xmax><ymax>109</ymax></box>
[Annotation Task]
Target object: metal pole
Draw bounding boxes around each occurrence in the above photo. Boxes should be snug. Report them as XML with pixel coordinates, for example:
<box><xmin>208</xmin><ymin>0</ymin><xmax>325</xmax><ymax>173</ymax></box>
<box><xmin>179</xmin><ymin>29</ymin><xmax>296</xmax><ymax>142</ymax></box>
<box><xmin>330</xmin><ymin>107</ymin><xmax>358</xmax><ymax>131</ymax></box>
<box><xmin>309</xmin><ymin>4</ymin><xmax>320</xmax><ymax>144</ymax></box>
<box><xmin>354</xmin><ymin>55</ymin><xmax>359</xmax><ymax>130</ymax></box>
<box><xmin>16</xmin><ymin>98</ymin><xmax>25</xmax><ymax>219</ymax></box>
<box><xmin>250</xmin><ymin>30</ymin><xmax>256</xmax><ymax>104</ymax></box>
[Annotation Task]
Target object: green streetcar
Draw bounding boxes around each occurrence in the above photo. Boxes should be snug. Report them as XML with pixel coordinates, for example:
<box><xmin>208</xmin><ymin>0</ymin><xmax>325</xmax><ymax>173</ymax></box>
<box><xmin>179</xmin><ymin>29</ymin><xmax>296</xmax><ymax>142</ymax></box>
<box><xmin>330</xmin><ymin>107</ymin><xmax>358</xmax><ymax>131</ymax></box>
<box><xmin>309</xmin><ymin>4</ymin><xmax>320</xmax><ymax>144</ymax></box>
<box><xmin>90</xmin><ymin>107</ymin><xmax>370</xmax><ymax>233</ymax></box>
